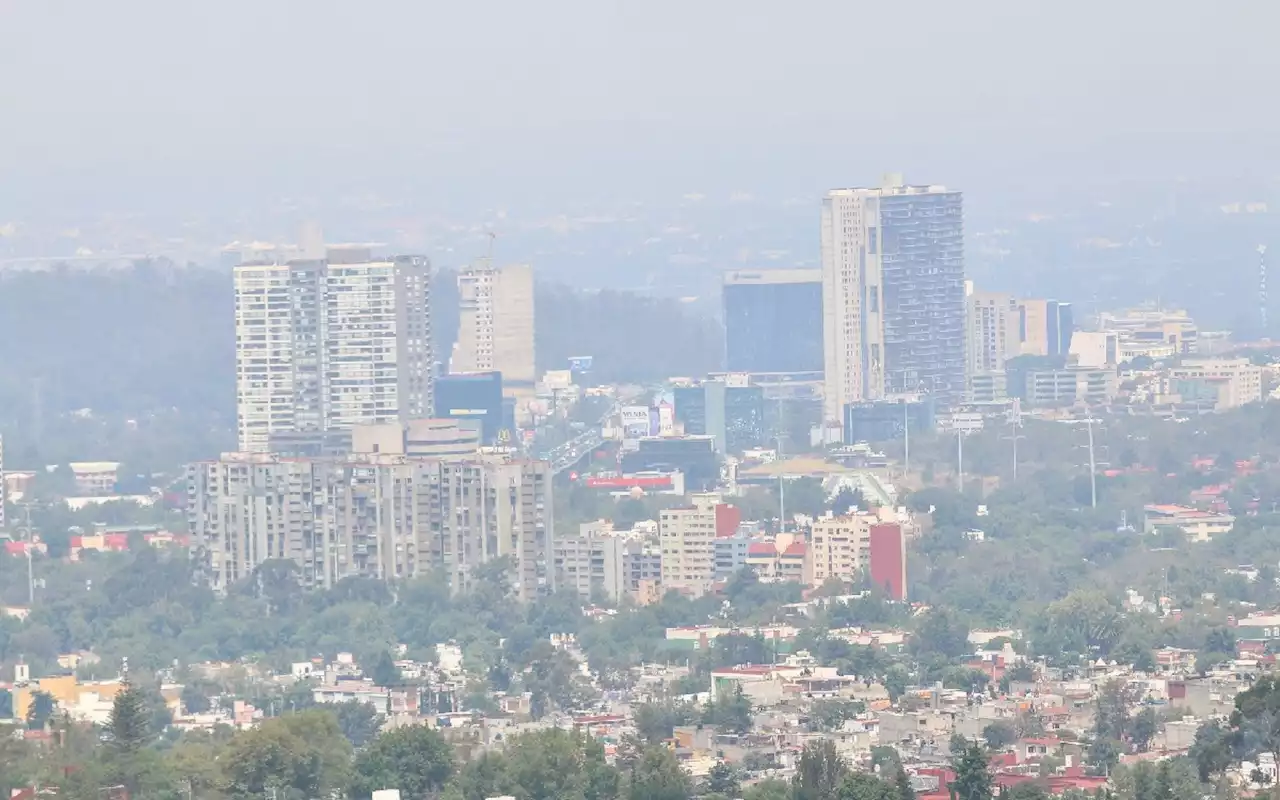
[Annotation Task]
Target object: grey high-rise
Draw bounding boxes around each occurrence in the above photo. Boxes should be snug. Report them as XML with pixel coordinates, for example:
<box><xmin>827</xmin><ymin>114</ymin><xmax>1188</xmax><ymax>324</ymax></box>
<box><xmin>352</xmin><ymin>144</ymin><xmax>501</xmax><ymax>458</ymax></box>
<box><xmin>234</xmin><ymin>247</ymin><xmax>433</xmax><ymax>452</ymax></box>
<box><xmin>822</xmin><ymin>174</ymin><xmax>966</xmax><ymax>424</ymax></box>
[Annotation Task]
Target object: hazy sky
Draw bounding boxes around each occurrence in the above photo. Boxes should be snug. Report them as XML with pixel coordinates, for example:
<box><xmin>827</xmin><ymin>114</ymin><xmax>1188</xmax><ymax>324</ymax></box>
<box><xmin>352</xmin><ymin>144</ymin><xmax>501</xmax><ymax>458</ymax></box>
<box><xmin>2</xmin><ymin>1</ymin><xmax>1277</xmax><ymax>210</ymax></box>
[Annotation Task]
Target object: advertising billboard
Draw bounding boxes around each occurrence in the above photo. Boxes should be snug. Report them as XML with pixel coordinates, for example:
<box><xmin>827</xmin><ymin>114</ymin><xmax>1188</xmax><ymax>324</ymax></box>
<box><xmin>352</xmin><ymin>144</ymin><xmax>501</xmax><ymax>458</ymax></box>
<box><xmin>620</xmin><ymin>405</ymin><xmax>651</xmax><ymax>436</ymax></box>
<box><xmin>568</xmin><ymin>355</ymin><xmax>594</xmax><ymax>373</ymax></box>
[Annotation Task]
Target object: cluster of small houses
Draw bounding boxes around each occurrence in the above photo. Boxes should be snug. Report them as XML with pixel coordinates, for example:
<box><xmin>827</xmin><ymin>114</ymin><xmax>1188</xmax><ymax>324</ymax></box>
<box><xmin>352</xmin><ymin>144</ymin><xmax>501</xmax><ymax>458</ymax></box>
<box><xmin>10</xmin><ymin>610</ymin><xmax>1280</xmax><ymax>798</ymax></box>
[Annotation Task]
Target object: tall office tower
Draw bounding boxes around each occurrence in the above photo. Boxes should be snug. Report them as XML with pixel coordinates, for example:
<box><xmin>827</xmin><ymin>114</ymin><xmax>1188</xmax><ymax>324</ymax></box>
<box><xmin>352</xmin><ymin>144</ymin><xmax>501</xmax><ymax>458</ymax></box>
<box><xmin>1046</xmin><ymin>301</ymin><xmax>1074</xmax><ymax>357</ymax></box>
<box><xmin>187</xmin><ymin>451</ymin><xmax>551</xmax><ymax>600</ymax></box>
<box><xmin>821</xmin><ymin>175</ymin><xmax>966</xmax><ymax>424</ymax></box>
<box><xmin>966</xmin><ymin>286</ymin><xmax>1021</xmax><ymax>375</ymax></box>
<box><xmin>233</xmin><ymin>249</ymin><xmax>432</xmax><ymax>452</ymax></box>
<box><xmin>722</xmin><ymin>269</ymin><xmax>824</xmax><ymax>376</ymax></box>
<box><xmin>452</xmin><ymin>262</ymin><xmax>536</xmax><ymax>416</ymax></box>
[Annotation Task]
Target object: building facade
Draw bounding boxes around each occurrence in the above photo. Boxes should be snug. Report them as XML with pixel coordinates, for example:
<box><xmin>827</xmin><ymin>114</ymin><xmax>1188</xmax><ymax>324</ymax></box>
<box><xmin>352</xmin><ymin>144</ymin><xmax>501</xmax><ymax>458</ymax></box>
<box><xmin>552</xmin><ymin>521</ymin><xmax>652</xmax><ymax>604</ymax></box>
<box><xmin>659</xmin><ymin>493</ymin><xmax>724</xmax><ymax>596</ymax></box>
<box><xmin>807</xmin><ymin>514</ymin><xmax>906</xmax><ymax>599</ymax></box>
<box><xmin>1167</xmin><ymin>358</ymin><xmax>1262</xmax><ymax>411</ymax></box>
<box><xmin>722</xmin><ymin>269</ymin><xmax>824</xmax><ymax>376</ymax></box>
<box><xmin>967</xmin><ymin>288</ymin><xmax>1021</xmax><ymax>376</ymax></box>
<box><xmin>822</xmin><ymin>175</ymin><xmax>966</xmax><ymax>424</ymax></box>
<box><xmin>451</xmin><ymin>262</ymin><xmax>536</xmax><ymax>419</ymax></box>
<box><xmin>434</xmin><ymin>371</ymin><xmax>507</xmax><ymax>444</ymax></box>
<box><xmin>233</xmin><ymin>249</ymin><xmax>433</xmax><ymax>452</ymax></box>
<box><xmin>187</xmin><ymin>452</ymin><xmax>551</xmax><ymax>600</ymax></box>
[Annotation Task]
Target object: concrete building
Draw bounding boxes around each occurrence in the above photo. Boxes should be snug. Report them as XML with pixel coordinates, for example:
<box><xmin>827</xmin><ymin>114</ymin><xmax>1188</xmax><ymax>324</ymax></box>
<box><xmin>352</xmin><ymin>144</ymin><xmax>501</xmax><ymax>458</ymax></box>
<box><xmin>350</xmin><ymin>419</ymin><xmax>480</xmax><ymax>458</ymax></box>
<box><xmin>746</xmin><ymin>534</ymin><xmax>807</xmax><ymax>582</ymax></box>
<box><xmin>1100</xmin><ymin>307</ymin><xmax>1198</xmax><ymax>355</ymax></box>
<box><xmin>1015</xmin><ymin>299</ymin><xmax>1073</xmax><ymax>357</ymax></box>
<box><xmin>714</xmin><ymin>532</ymin><xmax>751</xmax><ymax>579</ymax></box>
<box><xmin>553</xmin><ymin>521</ymin><xmax>639</xmax><ymax>604</ymax></box>
<box><xmin>233</xmin><ymin>249</ymin><xmax>433</xmax><ymax>452</ymax></box>
<box><xmin>323</xmin><ymin>249</ymin><xmax>434</xmax><ymax>431</ymax></box>
<box><xmin>452</xmin><ymin>262</ymin><xmax>536</xmax><ymax>421</ymax></box>
<box><xmin>187</xmin><ymin>452</ymin><xmax>551</xmax><ymax>599</ymax></box>
<box><xmin>1068</xmin><ymin>331</ymin><xmax>1119</xmax><ymax>369</ymax></box>
<box><xmin>68</xmin><ymin>462</ymin><xmax>120</xmax><ymax>496</ymax></box>
<box><xmin>1143</xmin><ymin>504</ymin><xmax>1235</xmax><ymax>543</ymax></box>
<box><xmin>1167</xmin><ymin>358</ymin><xmax>1262</xmax><ymax>410</ymax></box>
<box><xmin>659</xmin><ymin>493</ymin><xmax>724</xmax><ymax>596</ymax></box>
<box><xmin>807</xmin><ymin>514</ymin><xmax>907</xmax><ymax>599</ymax></box>
<box><xmin>0</xmin><ymin>434</ymin><xmax>5</xmax><ymax>530</ymax></box>
<box><xmin>967</xmin><ymin>287</ymin><xmax>1021</xmax><ymax>375</ymax></box>
<box><xmin>722</xmin><ymin>269</ymin><xmax>824</xmax><ymax>377</ymax></box>
<box><xmin>822</xmin><ymin>175</ymin><xmax>966</xmax><ymax>425</ymax></box>
<box><xmin>1013</xmin><ymin>367</ymin><xmax>1117</xmax><ymax>408</ymax></box>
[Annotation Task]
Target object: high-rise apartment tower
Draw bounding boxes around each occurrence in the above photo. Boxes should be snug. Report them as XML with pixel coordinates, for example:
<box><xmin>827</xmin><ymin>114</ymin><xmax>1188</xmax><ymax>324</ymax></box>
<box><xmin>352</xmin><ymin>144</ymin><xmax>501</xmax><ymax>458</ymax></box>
<box><xmin>821</xmin><ymin>175</ymin><xmax>965</xmax><ymax>424</ymax></box>
<box><xmin>233</xmin><ymin>247</ymin><xmax>432</xmax><ymax>452</ymax></box>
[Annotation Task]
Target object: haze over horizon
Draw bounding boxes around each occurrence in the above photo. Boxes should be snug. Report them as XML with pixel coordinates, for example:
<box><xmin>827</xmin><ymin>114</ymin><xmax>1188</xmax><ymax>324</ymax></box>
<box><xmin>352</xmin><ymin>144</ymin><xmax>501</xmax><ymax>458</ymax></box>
<box><xmin>2</xmin><ymin>1</ymin><xmax>1278</xmax><ymax>215</ymax></box>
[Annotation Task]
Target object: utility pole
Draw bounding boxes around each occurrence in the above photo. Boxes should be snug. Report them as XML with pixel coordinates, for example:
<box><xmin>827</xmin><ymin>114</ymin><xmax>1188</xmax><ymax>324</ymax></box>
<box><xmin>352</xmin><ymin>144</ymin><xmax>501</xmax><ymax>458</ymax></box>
<box><xmin>774</xmin><ymin>464</ymin><xmax>784</xmax><ymax>537</ymax></box>
<box><xmin>1085</xmin><ymin>411</ymin><xmax>1099</xmax><ymax>509</ymax></box>
<box><xmin>903</xmin><ymin>400</ymin><xmax>910</xmax><ymax>475</ymax></box>
<box><xmin>1063</xmin><ymin>411</ymin><xmax>1105</xmax><ymax>509</ymax></box>
<box><xmin>1002</xmin><ymin>399</ymin><xmax>1025</xmax><ymax>481</ymax></box>
<box><xmin>956</xmin><ymin>425</ymin><xmax>964</xmax><ymax>492</ymax></box>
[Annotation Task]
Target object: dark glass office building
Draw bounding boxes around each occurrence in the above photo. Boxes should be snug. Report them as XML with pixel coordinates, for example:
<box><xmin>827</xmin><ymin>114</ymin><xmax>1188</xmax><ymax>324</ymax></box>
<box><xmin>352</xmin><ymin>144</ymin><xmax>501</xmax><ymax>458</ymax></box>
<box><xmin>620</xmin><ymin>436</ymin><xmax>719</xmax><ymax>491</ymax></box>
<box><xmin>724</xmin><ymin>386</ymin><xmax>765</xmax><ymax>452</ymax></box>
<box><xmin>843</xmin><ymin>400</ymin><xmax>935</xmax><ymax>445</ymax></box>
<box><xmin>434</xmin><ymin>371</ymin><xmax>505</xmax><ymax>444</ymax></box>
<box><xmin>674</xmin><ymin>382</ymin><xmax>765</xmax><ymax>454</ymax></box>
<box><xmin>1047</xmin><ymin>301</ymin><xmax>1074</xmax><ymax>357</ymax></box>
<box><xmin>672</xmin><ymin>386</ymin><xmax>709</xmax><ymax>436</ymax></box>
<box><xmin>722</xmin><ymin>269</ymin><xmax>823</xmax><ymax>375</ymax></box>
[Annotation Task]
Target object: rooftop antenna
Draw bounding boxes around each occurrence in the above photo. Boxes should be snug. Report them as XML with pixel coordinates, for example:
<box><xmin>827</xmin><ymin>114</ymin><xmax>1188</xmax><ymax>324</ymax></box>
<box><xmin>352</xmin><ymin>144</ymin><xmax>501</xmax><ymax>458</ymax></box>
<box><xmin>1259</xmin><ymin>245</ymin><xmax>1269</xmax><ymax>337</ymax></box>
<box><xmin>486</xmin><ymin>230</ymin><xmax>497</xmax><ymax>263</ymax></box>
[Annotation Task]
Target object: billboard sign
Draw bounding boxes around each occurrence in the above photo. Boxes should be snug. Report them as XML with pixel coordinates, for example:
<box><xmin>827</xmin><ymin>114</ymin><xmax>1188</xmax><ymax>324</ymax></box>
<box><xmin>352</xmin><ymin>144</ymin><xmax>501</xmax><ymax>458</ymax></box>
<box><xmin>568</xmin><ymin>355</ymin><xmax>594</xmax><ymax>373</ymax></box>
<box><xmin>620</xmin><ymin>405</ymin><xmax>650</xmax><ymax>435</ymax></box>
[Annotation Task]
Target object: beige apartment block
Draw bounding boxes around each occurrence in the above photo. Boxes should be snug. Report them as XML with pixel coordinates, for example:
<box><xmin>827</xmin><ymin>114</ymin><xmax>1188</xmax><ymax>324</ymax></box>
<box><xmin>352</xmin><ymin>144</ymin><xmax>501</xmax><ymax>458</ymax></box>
<box><xmin>659</xmin><ymin>493</ymin><xmax>723</xmax><ymax>596</ymax></box>
<box><xmin>452</xmin><ymin>262</ymin><xmax>536</xmax><ymax>420</ymax></box>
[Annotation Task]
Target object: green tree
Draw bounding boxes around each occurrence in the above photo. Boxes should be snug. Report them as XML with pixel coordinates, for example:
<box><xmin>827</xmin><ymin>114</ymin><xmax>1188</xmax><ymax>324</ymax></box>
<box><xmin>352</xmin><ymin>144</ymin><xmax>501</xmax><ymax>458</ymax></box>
<box><xmin>982</xmin><ymin>721</ymin><xmax>1017</xmax><ymax>751</ymax></box>
<box><xmin>793</xmin><ymin>740</ymin><xmax>847</xmax><ymax>800</ymax></box>
<box><xmin>1130</xmin><ymin>707</ymin><xmax>1158</xmax><ymax>753</ymax></box>
<box><xmin>350</xmin><ymin>724</ymin><xmax>455</xmax><ymax>799</ymax></box>
<box><xmin>221</xmin><ymin>710</ymin><xmax>353</xmax><ymax>800</ymax></box>
<box><xmin>635</xmin><ymin>701</ymin><xmax>697</xmax><ymax>744</ymax></box>
<box><xmin>706</xmin><ymin>761</ymin><xmax>741</xmax><ymax>798</ymax></box>
<box><xmin>950</xmin><ymin>743</ymin><xmax>994</xmax><ymax>800</ymax></box>
<box><xmin>370</xmin><ymin>650</ymin><xmax>401</xmax><ymax>687</ymax></box>
<box><xmin>1189</xmin><ymin>720</ymin><xmax>1233</xmax><ymax>782</ymax></box>
<box><xmin>835</xmin><ymin>772</ymin><xmax>896</xmax><ymax>800</ymax></box>
<box><xmin>333</xmin><ymin>699</ymin><xmax>385</xmax><ymax>748</ymax></box>
<box><xmin>912</xmin><ymin>608</ymin><xmax>971</xmax><ymax>660</ymax></box>
<box><xmin>627</xmin><ymin>744</ymin><xmax>689</xmax><ymax>800</ymax></box>
<box><xmin>702</xmin><ymin>687</ymin><xmax>753</xmax><ymax>734</ymax></box>
<box><xmin>501</xmin><ymin>728</ymin><xmax>620</xmax><ymax>800</ymax></box>
<box><xmin>808</xmin><ymin>698</ymin><xmax>866</xmax><ymax>732</ymax></box>
<box><xmin>1001</xmin><ymin>784</ymin><xmax>1048</xmax><ymax>800</ymax></box>
<box><xmin>1230</xmin><ymin>674</ymin><xmax>1280</xmax><ymax>769</ymax></box>
<box><xmin>893</xmin><ymin>766</ymin><xmax>916</xmax><ymax>800</ymax></box>
<box><xmin>746</xmin><ymin>778</ymin><xmax>791</xmax><ymax>800</ymax></box>
<box><xmin>24</xmin><ymin>691</ymin><xmax>54</xmax><ymax>730</ymax></box>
